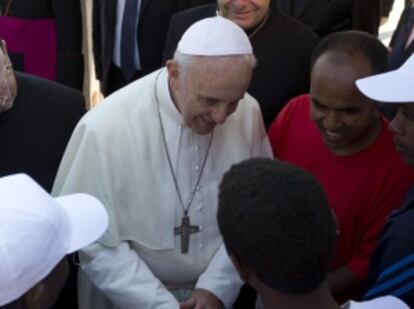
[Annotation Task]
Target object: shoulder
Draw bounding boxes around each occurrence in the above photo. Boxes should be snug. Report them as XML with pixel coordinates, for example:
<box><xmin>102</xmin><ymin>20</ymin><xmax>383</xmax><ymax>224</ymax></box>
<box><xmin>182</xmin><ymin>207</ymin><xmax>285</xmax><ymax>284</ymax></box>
<box><xmin>379</xmin><ymin>200</ymin><xmax>414</xmax><ymax>249</ymax></box>
<box><xmin>169</xmin><ymin>4</ymin><xmax>216</xmax><ymax>28</ymax></box>
<box><xmin>78</xmin><ymin>70</ymin><xmax>159</xmax><ymax>135</ymax></box>
<box><xmin>279</xmin><ymin>94</ymin><xmax>311</xmax><ymax>120</ymax></box>
<box><xmin>271</xmin><ymin>11</ymin><xmax>319</xmax><ymax>43</ymax></box>
<box><xmin>15</xmin><ymin>72</ymin><xmax>85</xmax><ymax>114</ymax></box>
<box><xmin>268</xmin><ymin>94</ymin><xmax>310</xmax><ymax>138</ymax></box>
<box><xmin>16</xmin><ymin>72</ymin><xmax>84</xmax><ymax>102</ymax></box>
<box><xmin>234</xmin><ymin>92</ymin><xmax>263</xmax><ymax>118</ymax></box>
<box><xmin>344</xmin><ymin>296</ymin><xmax>409</xmax><ymax>309</ymax></box>
<box><xmin>224</xmin><ymin>93</ymin><xmax>264</xmax><ymax>131</ymax></box>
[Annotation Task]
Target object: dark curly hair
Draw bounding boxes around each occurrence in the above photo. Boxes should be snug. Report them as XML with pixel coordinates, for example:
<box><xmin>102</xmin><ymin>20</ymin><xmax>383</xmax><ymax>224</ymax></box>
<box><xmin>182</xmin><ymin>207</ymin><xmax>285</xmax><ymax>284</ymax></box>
<box><xmin>217</xmin><ymin>158</ymin><xmax>336</xmax><ymax>294</ymax></box>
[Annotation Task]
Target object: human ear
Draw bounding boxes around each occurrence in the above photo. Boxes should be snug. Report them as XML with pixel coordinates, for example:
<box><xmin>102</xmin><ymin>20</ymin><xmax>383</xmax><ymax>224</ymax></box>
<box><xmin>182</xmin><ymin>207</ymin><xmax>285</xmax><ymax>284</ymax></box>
<box><xmin>230</xmin><ymin>254</ymin><xmax>251</xmax><ymax>283</ymax></box>
<box><xmin>23</xmin><ymin>283</ymin><xmax>46</xmax><ymax>309</ymax></box>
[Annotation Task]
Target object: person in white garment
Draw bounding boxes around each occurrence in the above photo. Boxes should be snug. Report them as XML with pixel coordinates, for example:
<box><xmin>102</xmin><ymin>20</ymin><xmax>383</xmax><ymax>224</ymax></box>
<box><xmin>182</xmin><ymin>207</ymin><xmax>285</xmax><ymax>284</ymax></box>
<box><xmin>0</xmin><ymin>174</ymin><xmax>108</xmax><ymax>309</ymax></box>
<box><xmin>52</xmin><ymin>16</ymin><xmax>272</xmax><ymax>309</ymax></box>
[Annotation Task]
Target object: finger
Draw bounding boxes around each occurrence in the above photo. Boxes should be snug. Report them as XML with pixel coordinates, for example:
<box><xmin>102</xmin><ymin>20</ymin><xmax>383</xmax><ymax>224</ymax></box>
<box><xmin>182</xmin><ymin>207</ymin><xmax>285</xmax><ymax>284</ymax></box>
<box><xmin>180</xmin><ymin>297</ymin><xmax>196</xmax><ymax>309</ymax></box>
<box><xmin>180</xmin><ymin>302</ymin><xmax>194</xmax><ymax>309</ymax></box>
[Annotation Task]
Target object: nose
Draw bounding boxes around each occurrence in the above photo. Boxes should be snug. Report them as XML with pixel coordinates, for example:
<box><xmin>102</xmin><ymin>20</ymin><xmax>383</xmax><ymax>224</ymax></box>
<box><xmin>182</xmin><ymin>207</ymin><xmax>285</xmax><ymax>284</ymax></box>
<box><xmin>210</xmin><ymin>104</ymin><xmax>228</xmax><ymax>125</ymax></box>
<box><xmin>0</xmin><ymin>73</ymin><xmax>6</xmax><ymax>88</ymax></box>
<box><xmin>390</xmin><ymin>110</ymin><xmax>404</xmax><ymax>136</ymax></box>
<box><xmin>322</xmin><ymin>111</ymin><xmax>341</xmax><ymax>131</ymax></box>
<box><xmin>233</xmin><ymin>0</ymin><xmax>248</xmax><ymax>4</ymax></box>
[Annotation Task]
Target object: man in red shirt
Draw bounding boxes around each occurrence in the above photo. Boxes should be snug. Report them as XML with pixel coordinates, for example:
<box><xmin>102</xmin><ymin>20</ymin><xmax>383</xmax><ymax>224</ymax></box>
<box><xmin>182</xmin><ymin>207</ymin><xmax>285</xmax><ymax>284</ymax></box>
<box><xmin>268</xmin><ymin>31</ymin><xmax>414</xmax><ymax>300</ymax></box>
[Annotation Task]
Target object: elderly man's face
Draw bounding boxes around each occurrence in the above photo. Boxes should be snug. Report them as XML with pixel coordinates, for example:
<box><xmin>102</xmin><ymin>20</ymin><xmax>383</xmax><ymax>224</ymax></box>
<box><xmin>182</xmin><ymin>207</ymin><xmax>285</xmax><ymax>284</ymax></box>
<box><xmin>167</xmin><ymin>57</ymin><xmax>252</xmax><ymax>135</ymax></box>
<box><xmin>390</xmin><ymin>104</ymin><xmax>414</xmax><ymax>168</ymax></box>
<box><xmin>310</xmin><ymin>53</ymin><xmax>381</xmax><ymax>156</ymax></box>
<box><xmin>218</xmin><ymin>0</ymin><xmax>270</xmax><ymax>30</ymax></box>
<box><xmin>0</xmin><ymin>44</ymin><xmax>17</xmax><ymax>113</ymax></box>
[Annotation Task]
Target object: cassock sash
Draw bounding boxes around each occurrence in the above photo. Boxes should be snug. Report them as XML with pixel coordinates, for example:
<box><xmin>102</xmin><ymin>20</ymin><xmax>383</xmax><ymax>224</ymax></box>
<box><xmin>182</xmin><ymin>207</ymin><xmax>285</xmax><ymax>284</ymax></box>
<box><xmin>0</xmin><ymin>16</ymin><xmax>57</xmax><ymax>80</ymax></box>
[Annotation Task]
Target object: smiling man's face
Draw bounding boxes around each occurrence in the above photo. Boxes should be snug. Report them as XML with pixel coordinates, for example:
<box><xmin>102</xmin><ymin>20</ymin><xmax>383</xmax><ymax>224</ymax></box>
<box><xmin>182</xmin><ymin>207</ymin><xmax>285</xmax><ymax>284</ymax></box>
<box><xmin>310</xmin><ymin>52</ymin><xmax>381</xmax><ymax>156</ymax></box>
<box><xmin>217</xmin><ymin>0</ymin><xmax>270</xmax><ymax>30</ymax></box>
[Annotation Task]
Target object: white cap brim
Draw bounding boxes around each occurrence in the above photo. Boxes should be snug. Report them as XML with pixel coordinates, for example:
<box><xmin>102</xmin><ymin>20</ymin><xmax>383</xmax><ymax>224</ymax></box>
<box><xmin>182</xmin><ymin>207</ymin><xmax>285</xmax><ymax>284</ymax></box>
<box><xmin>356</xmin><ymin>54</ymin><xmax>414</xmax><ymax>103</ymax></box>
<box><xmin>345</xmin><ymin>296</ymin><xmax>409</xmax><ymax>308</ymax></box>
<box><xmin>54</xmin><ymin>194</ymin><xmax>108</xmax><ymax>253</ymax></box>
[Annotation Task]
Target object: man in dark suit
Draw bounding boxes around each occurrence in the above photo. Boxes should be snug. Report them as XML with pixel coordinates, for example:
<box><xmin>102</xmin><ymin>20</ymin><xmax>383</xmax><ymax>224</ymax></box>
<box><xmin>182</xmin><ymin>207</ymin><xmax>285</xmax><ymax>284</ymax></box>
<box><xmin>163</xmin><ymin>0</ymin><xmax>318</xmax><ymax>129</ymax></box>
<box><xmin>296</xmin><ymin>0</ymin><xmax>383</xmax><ymax>38</ymax></box>
<box><xmin>0</xmin><ymin>0</ymin><xmax>84</xmax><ymax>90</ymax></box>
<box><xmin>377</xmin><ymin>1</ymin><xmax>414</xmax><ymax>120</ymax></box>
<box><xmin>93</xmin><ymin>0</ymin><xmax>215</xmax><ymax>96</ymax></box>
<box><xmin>388</xmin><ymin>1</ymin><xmax>414</xmax><ymax>70</ymax></box>
<box><xmin>0</xmin><ymin>39</ymin><xmax>85</xmax><ymax>309</ymax></box>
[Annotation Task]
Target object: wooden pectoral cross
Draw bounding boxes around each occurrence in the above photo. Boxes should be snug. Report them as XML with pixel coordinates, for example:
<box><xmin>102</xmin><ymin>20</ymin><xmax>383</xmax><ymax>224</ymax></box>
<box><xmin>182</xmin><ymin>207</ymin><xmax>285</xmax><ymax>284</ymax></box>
<box><xmin>174</xmin><ymin>215</ymin><xmax>200</xmax><ymax>254</ymax></box>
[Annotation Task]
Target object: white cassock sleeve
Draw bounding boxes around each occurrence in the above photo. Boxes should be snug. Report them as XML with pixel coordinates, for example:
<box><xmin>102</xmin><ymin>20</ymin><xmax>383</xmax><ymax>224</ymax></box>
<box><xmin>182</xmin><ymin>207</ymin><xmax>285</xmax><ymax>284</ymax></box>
<box><xmin>80</xmin><ymin>242</ymin><xmax>179</xmax><ymax>309</ymax></box>
<box><xmin>195</xmin><ymin>244</ymin><xmax>243</xmax><ymax>308</ymax></box>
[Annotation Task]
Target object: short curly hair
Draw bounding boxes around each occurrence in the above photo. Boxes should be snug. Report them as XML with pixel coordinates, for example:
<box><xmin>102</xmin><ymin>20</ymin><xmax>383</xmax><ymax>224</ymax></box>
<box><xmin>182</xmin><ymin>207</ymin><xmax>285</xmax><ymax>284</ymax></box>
<box><xmin>217</xmin><ymin>158</ymin><xmax>336</xmax><ymax>294</ymax></box>
<box><xmin>310</xmin><ymin>31</ymin><xmax>389</xmax><ymax>75</ymax></box>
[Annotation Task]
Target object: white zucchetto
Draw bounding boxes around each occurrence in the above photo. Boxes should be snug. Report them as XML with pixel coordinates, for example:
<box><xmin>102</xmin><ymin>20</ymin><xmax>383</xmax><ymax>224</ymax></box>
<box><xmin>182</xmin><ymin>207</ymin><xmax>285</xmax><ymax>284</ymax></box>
<box><xmin>177</xmin><ymin>16</ymin><xmax>253</xmax><ymax>56</ymax></box>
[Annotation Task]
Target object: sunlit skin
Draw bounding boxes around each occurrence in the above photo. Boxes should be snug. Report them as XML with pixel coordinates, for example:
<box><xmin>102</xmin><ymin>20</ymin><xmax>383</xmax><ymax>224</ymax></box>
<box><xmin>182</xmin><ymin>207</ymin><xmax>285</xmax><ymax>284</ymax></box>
<box><xmin>390</xmin><ymin>103</ymin><xmax>414</xmax><ymax>169</ymax></box>
<box><xmin>15</xmin><ymin>259</ymin><xmax>69</xmax><ymax>309</ymax></box>
<box><xmin>310</xmin><ymin>52</ymin><xmax>381</xmax><ymax>156</ymax></box>
<box><xmin>217</xmin><ymin>0</ymin><xmax>270</xmax><ymax>30</ymax></box>
<box><xmin>0</xmin><ymin>41</ymin><xmax>17</xmax><ymax>113</ymax></box>
<box><xmin>167</xmin><ymin>56</ymin><xmax>252</xmax><ymax>135</ymax></box>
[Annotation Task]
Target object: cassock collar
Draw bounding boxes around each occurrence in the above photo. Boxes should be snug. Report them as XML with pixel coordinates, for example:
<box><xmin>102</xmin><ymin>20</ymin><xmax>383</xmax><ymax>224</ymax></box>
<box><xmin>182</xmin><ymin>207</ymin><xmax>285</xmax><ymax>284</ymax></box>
<box><xmin>156</xmin><ymin>68</ymin><xmax>184</xmax><ymax>126</ymax></box>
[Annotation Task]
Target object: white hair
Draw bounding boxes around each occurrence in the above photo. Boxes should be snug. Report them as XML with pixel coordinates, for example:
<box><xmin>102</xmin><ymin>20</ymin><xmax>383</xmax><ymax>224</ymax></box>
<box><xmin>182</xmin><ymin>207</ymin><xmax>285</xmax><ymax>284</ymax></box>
<box><xmin>173</xmin><ymin>50</ymin><xmax>257</xmax><ymax>74</ymax></box>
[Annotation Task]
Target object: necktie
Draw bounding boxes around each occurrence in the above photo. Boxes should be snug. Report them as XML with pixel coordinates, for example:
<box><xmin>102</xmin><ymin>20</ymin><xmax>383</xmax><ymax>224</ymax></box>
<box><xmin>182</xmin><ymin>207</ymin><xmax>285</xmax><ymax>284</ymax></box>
<box><xmin>389</xmin><ymin>6</ymin><xmax>414</xmax><ymax>70</ymax></box>
<box><xmin>121</xmin><ymin>0</ymin><xmax>140</xmax><ymax>80</ymax></box>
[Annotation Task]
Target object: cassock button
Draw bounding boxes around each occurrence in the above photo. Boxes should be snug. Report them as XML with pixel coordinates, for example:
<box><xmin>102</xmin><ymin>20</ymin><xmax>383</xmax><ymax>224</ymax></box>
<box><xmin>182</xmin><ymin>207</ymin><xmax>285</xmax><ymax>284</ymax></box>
<box><xmin>195</xmin><ymin>145</ymin><xmax>200</xmax><ymax>151</ymax></box>
<box><xmin>195</xmin><ymin>165</ymin><xmax>200</xmax><ymax>171</ymax></box>
<box><xmin>199</xmin><ymin>244</ymin><xmax>204</xmax><ymax>249</ymax></box>
<box><xmin>196</xmin><ymin>185</ymin><xmax>201</xmax><ymax>192</ymax></box>
<box><xmin>198</xmin><ymin>206</ymin><xmax>204</xmax><ymax>211</ymax></box>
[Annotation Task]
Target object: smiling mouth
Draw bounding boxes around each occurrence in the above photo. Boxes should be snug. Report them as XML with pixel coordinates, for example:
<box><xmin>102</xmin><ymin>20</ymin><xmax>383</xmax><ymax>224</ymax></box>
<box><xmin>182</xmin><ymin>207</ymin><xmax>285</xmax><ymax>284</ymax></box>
<box><xmin>322</xmin><ymin>128</ymin><xmax>346</xmax><ymax>140</ymax></box>
<box><xmin>199</xmin><ymin>116</ymin><xmax>215</xmax><ymax>128</ymax></box>
<box><xmin>232</xmin><ymin>11</ymin><xmax>253</xmax><ymax>18</ymax></box>
<box><xmin>0</xmin><ymin>96</ymin><xmax>9</xmax><ymax>105</ymax></box>
<box><xmin>395</xmin><ymin>140</ymin><xmax>408</xmax><ymax>153</ymax></box>
<box><xmin>325</xmin><ymin>130</ymin><xmax>343</xmax><ymax>137</ymax></box>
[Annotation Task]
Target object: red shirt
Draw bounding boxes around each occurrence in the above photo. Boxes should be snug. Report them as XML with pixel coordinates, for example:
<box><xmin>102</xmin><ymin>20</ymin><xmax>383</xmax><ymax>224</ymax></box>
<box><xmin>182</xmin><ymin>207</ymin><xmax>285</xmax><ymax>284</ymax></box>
<box><xmin>268</xmin><ymin>94</ymin><xmax>414</xmax><ymax>279</ymax></box>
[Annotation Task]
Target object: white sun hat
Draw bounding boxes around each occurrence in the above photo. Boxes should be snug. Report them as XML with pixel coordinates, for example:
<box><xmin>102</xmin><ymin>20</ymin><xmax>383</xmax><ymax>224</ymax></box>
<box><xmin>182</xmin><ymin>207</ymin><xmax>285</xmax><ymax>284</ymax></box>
<box><xmin>0</xmin><ymin>173</ymin><xmax>108</xmax><ymax>306</ymax></box>
<box><xmin>342</xmin><ymin>295</ymin><xmax>409</xmax><ymax>308</ymax></box>
<box><xmin>177</xmin><ymin>16</ymin><xmax>252</xmax><ymax>56</ymax></box>
<box><xmin>356</xmin><ymin>54</ymin><xmax>414</xmax><ymax>103</ymax></box>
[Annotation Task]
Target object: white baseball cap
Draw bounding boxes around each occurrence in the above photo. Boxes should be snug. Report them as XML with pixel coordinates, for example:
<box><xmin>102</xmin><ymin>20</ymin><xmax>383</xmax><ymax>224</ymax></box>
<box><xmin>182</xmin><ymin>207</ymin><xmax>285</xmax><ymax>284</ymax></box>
<box><xmin>342</xmin><ymin>296</ymin><xmax>409</xmax><ymax>309</ymax></box>
<box><xmin>356</xmin><ymin>54</ymin><xmax>414</xmax><ymax>103</ymax></box>
<box><xmin>0</xmin><ymin>174</ymin><xmax>109</xmax><ymax>306</ymax></box>
<box><xmin>177</xmin><ymin>16</ymin><xmax>253</xmax><ymax>56</ymax></box>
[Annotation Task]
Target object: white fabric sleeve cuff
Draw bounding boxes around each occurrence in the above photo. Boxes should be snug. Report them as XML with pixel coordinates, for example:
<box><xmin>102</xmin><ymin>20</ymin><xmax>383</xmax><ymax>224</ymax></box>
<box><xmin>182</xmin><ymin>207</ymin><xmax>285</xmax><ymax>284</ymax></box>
<box><xmin>195</xmin><ymin>244</ymin><xmax>243</xmax><ymax>308</ymax></box>
<box><xmin>80</xmin><ymin>241</ymin><xmax>179</xmax><ymax>309</ymax></box>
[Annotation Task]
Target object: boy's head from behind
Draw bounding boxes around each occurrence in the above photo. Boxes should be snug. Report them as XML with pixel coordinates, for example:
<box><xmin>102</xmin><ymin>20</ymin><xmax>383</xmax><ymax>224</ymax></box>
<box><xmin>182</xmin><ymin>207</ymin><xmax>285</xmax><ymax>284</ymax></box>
<box><xmin>217</xmin><ymin>158</ymin><xmax>336</xmax><ymax>295</ymax></box>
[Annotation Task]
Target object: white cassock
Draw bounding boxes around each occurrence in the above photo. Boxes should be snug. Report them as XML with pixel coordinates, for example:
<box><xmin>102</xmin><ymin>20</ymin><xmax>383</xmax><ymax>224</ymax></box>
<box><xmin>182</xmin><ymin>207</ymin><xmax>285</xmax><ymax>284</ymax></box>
<box><xmin>53</xmin><ymin>68</ymin><xmax>273</xmax><ymax>309</ymax></box>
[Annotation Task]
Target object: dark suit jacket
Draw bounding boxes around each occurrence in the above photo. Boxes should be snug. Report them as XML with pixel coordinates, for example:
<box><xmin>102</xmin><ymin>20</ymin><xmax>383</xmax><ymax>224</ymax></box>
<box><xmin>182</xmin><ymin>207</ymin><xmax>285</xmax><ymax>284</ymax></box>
<box><xmin>0</xmin><ymin>72</ymin><xmax>85</xmax><ymax>192</ymax></box>
<box><xmin>389</xmin><ymin>6</ymin><xmax>414</xmax><ymax>69</ymax></box>
<box><xmin>0</xmin><ymin>72</ymin><xmax>85</xmax><ymax>309</ymax></box>
<box><xmin>163</xmin><ymin>4</ymin><xmax>319</xmax><ymax>128</ymax></box>
<box><xmin>4</xmin><ymin>0</ymin><xmax>84</xmax><ymax>90</ymax></box>
<box><xmin>296</xmin><ymin>0</ymin><xmax>382</xmax><ymax>37</ymax></box>
<box><xmin>93</xmin><ymin>0</ymin><xmax>215</xmax><ymax>94</ymax></box>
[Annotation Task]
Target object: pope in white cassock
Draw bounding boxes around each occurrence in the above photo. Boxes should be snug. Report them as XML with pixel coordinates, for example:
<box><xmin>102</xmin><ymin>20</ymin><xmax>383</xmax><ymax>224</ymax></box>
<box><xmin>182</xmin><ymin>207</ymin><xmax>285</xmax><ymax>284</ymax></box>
<box><xmin>53</xmin><ymin>16</ymin><xmax>272</xmax><ymax>309</ymax></box>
